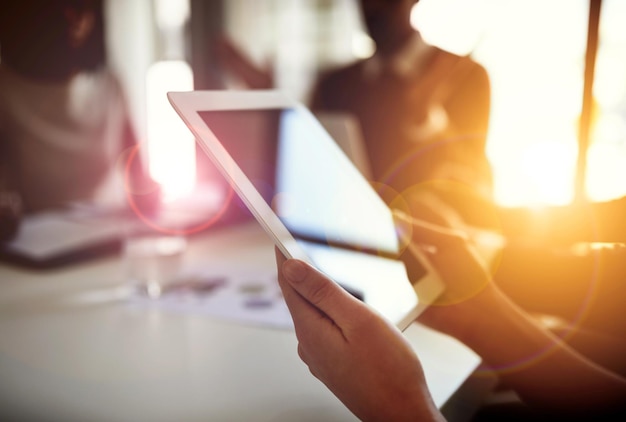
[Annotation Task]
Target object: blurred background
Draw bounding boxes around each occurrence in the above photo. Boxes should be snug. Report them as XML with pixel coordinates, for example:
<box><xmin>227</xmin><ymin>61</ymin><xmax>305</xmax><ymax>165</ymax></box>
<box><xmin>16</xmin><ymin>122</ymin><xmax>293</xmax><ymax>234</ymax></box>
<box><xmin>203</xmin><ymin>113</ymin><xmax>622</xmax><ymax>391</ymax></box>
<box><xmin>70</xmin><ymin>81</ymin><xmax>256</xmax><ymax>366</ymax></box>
<box><xmin>101</xmin><ymin>0</ymin><xmax>626</xmax><ymax>241</ymax></box>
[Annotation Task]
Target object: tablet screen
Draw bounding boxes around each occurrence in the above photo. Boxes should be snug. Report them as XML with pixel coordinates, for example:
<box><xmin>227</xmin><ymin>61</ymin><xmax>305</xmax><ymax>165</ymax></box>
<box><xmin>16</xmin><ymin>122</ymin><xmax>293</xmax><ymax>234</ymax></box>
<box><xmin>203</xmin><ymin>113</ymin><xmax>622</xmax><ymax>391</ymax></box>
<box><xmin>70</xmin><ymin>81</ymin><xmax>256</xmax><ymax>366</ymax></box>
<box><xmin>198</xmin><ymin>108</ymin><xmax>400</xmax><ymax>257</ymax></box>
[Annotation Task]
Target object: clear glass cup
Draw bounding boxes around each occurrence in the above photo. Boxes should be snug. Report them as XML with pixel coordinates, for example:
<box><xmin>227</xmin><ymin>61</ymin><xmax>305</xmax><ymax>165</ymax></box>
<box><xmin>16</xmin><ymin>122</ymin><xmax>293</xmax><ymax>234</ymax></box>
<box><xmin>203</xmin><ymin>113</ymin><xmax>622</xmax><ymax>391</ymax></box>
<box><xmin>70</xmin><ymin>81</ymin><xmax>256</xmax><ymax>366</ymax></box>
<box><xmin>123</xmin><ymin>234</ymin><xmax>187</xmax><ymax>298</ymax></box>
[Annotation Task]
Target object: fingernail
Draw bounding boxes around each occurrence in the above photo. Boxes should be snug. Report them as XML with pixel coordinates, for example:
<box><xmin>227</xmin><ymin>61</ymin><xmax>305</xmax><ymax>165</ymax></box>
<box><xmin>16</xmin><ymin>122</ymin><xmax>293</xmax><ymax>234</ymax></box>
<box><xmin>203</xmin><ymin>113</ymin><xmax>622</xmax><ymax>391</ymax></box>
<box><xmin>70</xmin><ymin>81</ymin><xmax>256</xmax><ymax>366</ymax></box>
<box><xmin>283</xmin><ymin>259</ymin><xmax>307</xmax><ymax>283</ymax></box>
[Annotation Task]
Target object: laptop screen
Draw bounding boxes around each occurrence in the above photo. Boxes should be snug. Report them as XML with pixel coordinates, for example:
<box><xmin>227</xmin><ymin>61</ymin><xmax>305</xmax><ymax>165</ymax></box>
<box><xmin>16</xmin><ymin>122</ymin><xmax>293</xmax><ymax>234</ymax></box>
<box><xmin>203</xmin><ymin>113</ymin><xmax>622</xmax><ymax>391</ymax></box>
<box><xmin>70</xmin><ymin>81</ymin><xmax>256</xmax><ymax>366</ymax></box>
<box><xmin>198</xmin><ymin>107</ymin><xmax>400</xmax><ymax>257</ymax></box>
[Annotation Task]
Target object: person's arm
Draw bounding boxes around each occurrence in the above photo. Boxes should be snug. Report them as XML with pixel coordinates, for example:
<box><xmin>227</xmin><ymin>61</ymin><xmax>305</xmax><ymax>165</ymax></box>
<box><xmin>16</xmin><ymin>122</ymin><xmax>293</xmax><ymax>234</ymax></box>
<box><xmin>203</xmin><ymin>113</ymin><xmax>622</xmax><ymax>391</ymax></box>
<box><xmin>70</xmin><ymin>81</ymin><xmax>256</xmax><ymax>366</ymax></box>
<box><xmin>275</xmin><ymin>249</ymin><xmax>445</xmax><ymax>422</ymax></box>
<box><xmin>394</xmin><ymin>211</ymin><xmax>626</xmax><ymax>418</ymax></box>
<box><xmin>451</xmin><ymin>288</ymin><xmax>626</xmax><ymax>418</ymax></box>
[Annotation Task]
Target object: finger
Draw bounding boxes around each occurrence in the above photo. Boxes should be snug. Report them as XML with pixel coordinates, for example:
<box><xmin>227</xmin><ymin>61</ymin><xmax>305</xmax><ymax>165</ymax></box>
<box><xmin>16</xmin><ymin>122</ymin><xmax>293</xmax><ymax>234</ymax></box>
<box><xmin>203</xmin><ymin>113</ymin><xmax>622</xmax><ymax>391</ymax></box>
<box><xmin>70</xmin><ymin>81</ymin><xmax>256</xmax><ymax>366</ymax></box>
<box><xmin>275</xmin><ymin>248</ymin><xmax>331</xmax><ymax>330</ymax></box>
<box><xmin>278</xmin><ymin>255</ymin><xmax>366</xmax><ymax>327</ymax></box>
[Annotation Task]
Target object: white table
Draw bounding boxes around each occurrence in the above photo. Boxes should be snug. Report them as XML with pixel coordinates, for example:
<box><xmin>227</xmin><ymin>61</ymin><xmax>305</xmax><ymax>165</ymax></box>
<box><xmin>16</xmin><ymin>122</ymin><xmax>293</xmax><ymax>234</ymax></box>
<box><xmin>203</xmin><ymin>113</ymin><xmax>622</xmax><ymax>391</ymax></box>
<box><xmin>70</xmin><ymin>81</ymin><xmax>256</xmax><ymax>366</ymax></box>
<box><xmin>0</xmin><ymin>222</ymin><xmax>489</xmax><ymax>422</ymax></box>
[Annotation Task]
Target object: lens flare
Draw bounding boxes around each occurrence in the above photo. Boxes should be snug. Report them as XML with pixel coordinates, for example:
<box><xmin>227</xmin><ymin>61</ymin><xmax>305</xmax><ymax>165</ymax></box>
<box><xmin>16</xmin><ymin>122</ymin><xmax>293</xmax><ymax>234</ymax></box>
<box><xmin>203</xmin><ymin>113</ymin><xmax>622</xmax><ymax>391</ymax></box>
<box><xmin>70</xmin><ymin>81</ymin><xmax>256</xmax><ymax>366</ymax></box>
<box><xmin>124</xmin><ymin>144</ymin><xmax>235</xmax><ymax>235</ymax></box>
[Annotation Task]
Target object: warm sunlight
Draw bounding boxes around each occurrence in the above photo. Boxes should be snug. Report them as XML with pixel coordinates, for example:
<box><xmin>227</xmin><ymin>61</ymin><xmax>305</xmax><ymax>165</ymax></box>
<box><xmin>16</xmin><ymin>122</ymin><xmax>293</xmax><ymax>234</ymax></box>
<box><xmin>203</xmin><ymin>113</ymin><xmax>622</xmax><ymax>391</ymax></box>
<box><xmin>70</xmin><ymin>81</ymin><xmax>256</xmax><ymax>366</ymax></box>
<box><xmin>412</xmin><ymin>0</ymin><xmax>626</xmax><ymax>207</ymax></box>
<box><xmin>585</xmin><ymin>0</ymin><xmax>626</xmax><ymax>202</ymax></box>
<box><xmin>521</xmin><ymin>141</ymin><xmax>577</xmax><ymax>206</ymax></box>
<box><xmin>586</xmin><ymin>118</ymin><xmax>626</xmax><ymax>201</ymax></box>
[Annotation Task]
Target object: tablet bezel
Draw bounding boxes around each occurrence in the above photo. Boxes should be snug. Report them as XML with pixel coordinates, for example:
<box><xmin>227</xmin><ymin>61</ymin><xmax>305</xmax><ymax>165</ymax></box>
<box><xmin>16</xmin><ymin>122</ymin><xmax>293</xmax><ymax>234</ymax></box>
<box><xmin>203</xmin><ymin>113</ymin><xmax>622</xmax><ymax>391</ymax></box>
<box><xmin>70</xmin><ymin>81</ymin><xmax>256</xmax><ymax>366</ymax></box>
<box><xmin>167</xmin><ymin>90</ymin><xmax>443</xmax><ymax>330</ymax></box>
<box><xmin>168</xmin><ymin>91</ymin><xmax>312</xmax><ymax>263</ymax></box>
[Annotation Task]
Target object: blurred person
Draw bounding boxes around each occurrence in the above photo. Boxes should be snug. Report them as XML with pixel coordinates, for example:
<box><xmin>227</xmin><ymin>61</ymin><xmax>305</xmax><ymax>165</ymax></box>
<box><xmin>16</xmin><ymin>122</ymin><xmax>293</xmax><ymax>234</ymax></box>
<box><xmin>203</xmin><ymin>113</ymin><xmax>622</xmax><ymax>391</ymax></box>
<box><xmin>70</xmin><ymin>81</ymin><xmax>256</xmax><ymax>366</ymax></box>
<box><xmin>275</xmin><ymin>210</ymin><xmax>626</xmax><ymax>422</ymax></box>
<box><xmin>0</xmin><ymin>0</ymin><xmax>157</xmax><ymax>242</ymax></box>
<box><xmin>311</xmin><ymin>0</ymin><xmax>493</xmax><ymax>228</ymax></box>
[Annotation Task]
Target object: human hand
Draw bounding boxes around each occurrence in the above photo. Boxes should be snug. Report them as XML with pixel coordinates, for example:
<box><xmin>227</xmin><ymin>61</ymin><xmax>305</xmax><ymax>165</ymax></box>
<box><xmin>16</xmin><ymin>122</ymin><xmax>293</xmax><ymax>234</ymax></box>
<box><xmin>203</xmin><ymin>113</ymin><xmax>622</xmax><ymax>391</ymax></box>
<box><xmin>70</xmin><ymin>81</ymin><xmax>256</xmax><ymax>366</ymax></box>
<box><xmin>393</xmin><ymin>210</ymin><xmax>499</xmax><ymax>342</ymax></box>
<box><xmin>275</xmin><ymin>249</ymin><xmax>443</xmax><ymax>422</ymax></box>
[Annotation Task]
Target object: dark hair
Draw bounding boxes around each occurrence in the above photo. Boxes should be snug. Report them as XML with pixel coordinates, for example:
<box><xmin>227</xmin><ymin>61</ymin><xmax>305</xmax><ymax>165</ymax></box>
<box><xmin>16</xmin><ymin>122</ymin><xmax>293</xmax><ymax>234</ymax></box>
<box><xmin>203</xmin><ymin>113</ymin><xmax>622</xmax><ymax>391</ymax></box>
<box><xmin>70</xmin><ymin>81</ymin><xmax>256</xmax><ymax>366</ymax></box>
<box><xmin>0</xmin><ymin>0</ymin><xmax>106</xmax><ymax>80</ymax></box>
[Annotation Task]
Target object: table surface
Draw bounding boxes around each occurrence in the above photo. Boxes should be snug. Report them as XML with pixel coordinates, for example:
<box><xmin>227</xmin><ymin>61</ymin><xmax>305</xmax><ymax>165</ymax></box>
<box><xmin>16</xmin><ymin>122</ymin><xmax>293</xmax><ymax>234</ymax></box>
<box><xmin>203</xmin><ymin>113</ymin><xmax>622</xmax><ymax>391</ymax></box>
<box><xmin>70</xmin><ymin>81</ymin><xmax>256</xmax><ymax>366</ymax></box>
<box><xmin>0</xmin><ymin>221</ymin><xmax>486</xmax><ymax>422</ymax></box>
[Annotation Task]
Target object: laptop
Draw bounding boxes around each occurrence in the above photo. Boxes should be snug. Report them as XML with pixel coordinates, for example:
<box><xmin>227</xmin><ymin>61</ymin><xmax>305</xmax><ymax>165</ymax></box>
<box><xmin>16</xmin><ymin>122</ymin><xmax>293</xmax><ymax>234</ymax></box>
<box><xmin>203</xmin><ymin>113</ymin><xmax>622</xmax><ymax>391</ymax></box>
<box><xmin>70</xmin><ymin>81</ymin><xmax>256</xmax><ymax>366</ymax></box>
<box><xmin>168</xmin><ymin>90</ymin><xmax>443</xmax><ymax>331</ymax></box>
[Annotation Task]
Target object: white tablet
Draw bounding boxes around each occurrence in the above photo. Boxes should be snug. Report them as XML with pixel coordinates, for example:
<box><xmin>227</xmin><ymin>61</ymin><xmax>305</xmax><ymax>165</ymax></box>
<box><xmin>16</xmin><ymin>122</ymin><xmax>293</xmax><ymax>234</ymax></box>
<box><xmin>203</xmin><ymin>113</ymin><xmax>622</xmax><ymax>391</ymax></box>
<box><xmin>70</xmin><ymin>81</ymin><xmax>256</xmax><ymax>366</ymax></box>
<box><xmin>168</xmin><ymin>90</ymin><xmax>442</xmax><ymax>331</ymax></box>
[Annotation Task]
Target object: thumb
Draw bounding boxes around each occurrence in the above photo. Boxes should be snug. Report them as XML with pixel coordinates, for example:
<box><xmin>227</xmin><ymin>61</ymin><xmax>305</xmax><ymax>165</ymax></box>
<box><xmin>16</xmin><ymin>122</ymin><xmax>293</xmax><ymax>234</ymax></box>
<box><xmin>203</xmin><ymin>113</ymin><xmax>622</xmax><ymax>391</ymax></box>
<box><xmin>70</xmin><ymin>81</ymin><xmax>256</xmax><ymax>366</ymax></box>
<box><xmin>281</xmin><ymin>259</ymin><xmax>363</xmax><ymax>324</ymax></box>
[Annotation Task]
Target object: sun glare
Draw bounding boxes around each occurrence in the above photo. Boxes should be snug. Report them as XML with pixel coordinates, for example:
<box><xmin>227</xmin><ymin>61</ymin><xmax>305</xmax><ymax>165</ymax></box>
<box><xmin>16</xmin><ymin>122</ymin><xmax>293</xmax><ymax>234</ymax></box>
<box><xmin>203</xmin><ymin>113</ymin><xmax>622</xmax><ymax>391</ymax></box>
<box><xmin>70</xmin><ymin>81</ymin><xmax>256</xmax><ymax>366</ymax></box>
<box><xmin>522</xmin><ymin>141</ymin><xmax>577</xmax><ymax>206</ymax></box>
<box><xmin>411</xmin><ymin>0</ymin><xmax>626</xmax><ymax>207</ymax></box>
<box><xmin>586</xmin><ymin>129</ymin><xmax>626</xmax><ymax>202</ymax></box>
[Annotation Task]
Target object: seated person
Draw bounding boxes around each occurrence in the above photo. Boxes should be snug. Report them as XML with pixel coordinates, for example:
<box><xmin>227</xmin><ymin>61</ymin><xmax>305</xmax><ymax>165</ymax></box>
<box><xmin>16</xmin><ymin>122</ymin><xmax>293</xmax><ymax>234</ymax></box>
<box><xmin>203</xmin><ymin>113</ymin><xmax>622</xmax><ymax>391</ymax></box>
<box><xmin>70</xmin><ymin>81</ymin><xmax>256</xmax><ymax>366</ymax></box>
<box><xmin>0</xmin><ymin>0</ymin><xmax>156</xmax><ymax>242</ymax></box>
<box><xmin>275</xmin><ymin>211</ymin><xmax>626</xmax><ymax>421</ymax></box>
<box><xmin>310</xmin><ymin>0</ymin><xmax>493</xmax><ymax>229</ymax></box>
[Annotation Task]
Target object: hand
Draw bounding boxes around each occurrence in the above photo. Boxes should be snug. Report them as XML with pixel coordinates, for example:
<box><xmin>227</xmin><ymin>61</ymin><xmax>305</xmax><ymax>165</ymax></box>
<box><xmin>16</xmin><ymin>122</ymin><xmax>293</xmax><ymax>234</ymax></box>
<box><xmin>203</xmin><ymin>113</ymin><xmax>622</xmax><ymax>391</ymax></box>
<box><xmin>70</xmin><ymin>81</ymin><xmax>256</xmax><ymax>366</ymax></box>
<box><xmin>393</xmin><ymin>210</ymin><xmax>498</xmax><ymax>342</ymax></box>
<box><xmin>275</xmin><ymin>249</ymin><xmax>444</xmax><ymax>422</ymax></box>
